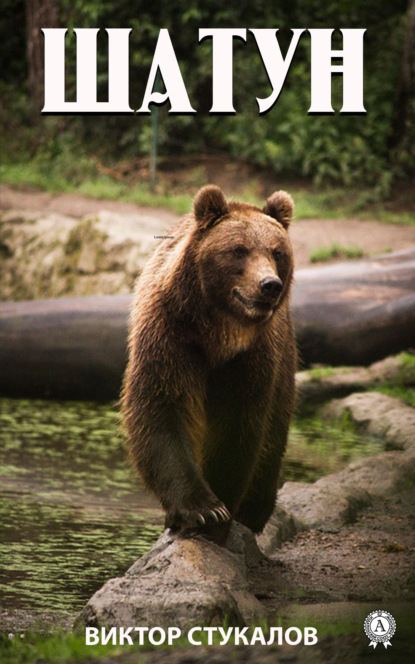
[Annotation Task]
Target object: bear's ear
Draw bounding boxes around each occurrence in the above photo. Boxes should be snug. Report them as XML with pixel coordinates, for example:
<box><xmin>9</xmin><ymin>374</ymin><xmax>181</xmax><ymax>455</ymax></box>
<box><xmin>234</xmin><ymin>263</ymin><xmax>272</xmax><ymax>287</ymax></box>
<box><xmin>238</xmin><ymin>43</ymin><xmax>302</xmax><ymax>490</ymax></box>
<box><xmin>263</xmin><ymin>191</ymin><xmax>294</xmax><ymax>229</ymax></box>
<box><xmin>194</xmin><ymin>185</ymin><xmax>228</xmax><ymax>229</ymax></box>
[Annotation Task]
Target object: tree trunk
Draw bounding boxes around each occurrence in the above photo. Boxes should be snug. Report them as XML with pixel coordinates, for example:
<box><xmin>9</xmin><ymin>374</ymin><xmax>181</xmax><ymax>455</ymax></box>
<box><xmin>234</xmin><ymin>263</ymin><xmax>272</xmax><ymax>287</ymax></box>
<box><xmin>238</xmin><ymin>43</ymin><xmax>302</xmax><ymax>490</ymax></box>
<box><xmin>390</xmin><ymin>0</ymin><xmax>415</xmax><ymax>154</ymax></box>
<box><xmin>25</xmin><ymin>0</ymin><xmax>59</xmax><ymax>112</ymax></box>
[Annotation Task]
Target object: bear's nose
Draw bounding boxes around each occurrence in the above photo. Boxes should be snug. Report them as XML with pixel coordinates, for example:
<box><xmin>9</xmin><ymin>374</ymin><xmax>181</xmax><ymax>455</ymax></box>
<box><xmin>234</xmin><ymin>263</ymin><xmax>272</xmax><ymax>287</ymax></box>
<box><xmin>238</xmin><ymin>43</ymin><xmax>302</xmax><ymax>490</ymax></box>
<box><xmin>260</xmin><ymin>276</ymin><xmax>283</xmax><ymax>300</ymax></box>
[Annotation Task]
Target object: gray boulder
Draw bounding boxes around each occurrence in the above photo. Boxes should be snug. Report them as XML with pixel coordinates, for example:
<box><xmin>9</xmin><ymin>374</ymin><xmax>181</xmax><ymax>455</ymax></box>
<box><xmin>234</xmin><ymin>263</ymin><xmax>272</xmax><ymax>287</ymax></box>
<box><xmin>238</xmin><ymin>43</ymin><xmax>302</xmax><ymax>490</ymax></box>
<box><xmin>321</xmin><ymin>392</ymin><xmax>415</xmax><ymax>450</ymax></box>
<box><xmin>77</xmin><ymin>524</ymin><xmax>265</xmax><ymax>630</ymax></box>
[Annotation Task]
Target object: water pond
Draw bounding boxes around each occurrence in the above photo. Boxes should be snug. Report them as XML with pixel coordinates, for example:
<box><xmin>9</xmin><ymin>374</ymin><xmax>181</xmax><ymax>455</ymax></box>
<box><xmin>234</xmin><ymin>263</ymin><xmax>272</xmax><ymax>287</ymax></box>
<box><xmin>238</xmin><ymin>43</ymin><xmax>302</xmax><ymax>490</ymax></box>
<box><xmin>0</xmin><ymin>398</ymin><xmax>383</xmax><ymax>623</ymax></box>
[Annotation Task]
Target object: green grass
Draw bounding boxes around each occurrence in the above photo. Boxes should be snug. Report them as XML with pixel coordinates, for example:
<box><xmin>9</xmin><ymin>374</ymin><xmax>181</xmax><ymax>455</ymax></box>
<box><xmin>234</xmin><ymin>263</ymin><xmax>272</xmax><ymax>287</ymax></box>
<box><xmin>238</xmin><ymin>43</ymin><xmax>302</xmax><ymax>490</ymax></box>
<box><xmin>79</xmin><ymin>180</ymin><xmax>192</xmax><ymax>216</ymax></box>
<box><xmin>0</xmin><ymin>163</ymin><xmax>193</xmax><ymax>216</ymax></box>
<box><xmin>394</xmin><ymin>351</ymin><xmax>415</xmax><ymax>380</ymax></box>
<box><xmin>0</xmin><ymin>620</ymin><xmax>279</xmax><ymax>664</ymax></box>
<box><xmin>302</xmin><ymin>353</ymin><xmax>415</xmax><ymax>405</ymax></box>
<box><xmin>0</xmin><ymin>631</ymin><xmax>135</xmax><ymax>664</ymax></box>
<box><xmin>1</xmin><ymin>160</ymin><xmax>415</xmax><ymax>224</ymax></box>
<box><xmin>375</xmin><ymin>385</ymin><xmax>415</xmax><ymax>409</ymax></box>
<box><xmin>0</xmin><ymin>163</ymin><xmax>75</xmax><ymax>193</ymax></box>
<box><xmin>309</xmin><ymin>243</ymin><xmax>365</xmax><ymax>263</ymax></box>
<box><xmin>305</xmin><ymin>366</ymin><xmax>352</xmax><ymax>382</ymax></box>
<box><xmin>289</xmin><ymin>189</ymin><xmax>348</xmax><ymax>220</ymax></box>
<box><xmin>374</xmin><ymin>353</ymin><xmax>415</xmax><ymax>406</ymax></box>
<box><xmin>290</xmin><ymin>186</ymin><xmax>415</xmax><ymax>225</ymax></box>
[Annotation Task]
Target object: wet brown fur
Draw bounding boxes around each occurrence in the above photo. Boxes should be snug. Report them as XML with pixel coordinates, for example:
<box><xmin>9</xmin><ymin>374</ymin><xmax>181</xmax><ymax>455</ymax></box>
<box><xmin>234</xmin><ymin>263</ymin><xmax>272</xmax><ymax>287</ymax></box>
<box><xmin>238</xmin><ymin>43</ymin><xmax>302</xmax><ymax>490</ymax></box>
<box><xmin>122</xmin><ymin>185</ymin><xmax>297</xmax><ymax>533</ymax></box>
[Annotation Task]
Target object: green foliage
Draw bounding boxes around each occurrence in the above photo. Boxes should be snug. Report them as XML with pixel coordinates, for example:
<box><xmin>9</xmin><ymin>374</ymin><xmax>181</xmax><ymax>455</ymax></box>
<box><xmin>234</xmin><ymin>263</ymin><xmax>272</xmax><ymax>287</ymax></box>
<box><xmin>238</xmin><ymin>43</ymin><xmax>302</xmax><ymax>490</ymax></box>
<box><xmin>376</xmin><ymin>385</ymin><xmax>415</xmax><ymax>409</ymax></box>
<box><xmin>309</xmin><ymin>243</ymin><xmax>365</xmax><ymax>263</ymax></box>
<box><xmin>0</xmin><ymin>1</ymin><xmax>413</xmax><ymax>189</ymax></box>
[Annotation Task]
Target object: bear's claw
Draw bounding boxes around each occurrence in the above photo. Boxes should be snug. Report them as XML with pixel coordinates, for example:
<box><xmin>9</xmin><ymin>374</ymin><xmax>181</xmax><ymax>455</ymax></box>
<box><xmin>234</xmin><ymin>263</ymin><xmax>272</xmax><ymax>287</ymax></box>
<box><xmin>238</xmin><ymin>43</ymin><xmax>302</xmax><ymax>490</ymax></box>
<box><xmin>207</xmin><ymin>505</ymin><xmax>232</xmax><ymax>523</ymax></box>
<box><xmin>216</xmin><ymin>506</ymin><xmax>231</xmax><ymax>521</ymax></box>
<box><xmin>166</xmin><ymin>501</ymin><xmax>232</xmax><ymax>530</ymax></box>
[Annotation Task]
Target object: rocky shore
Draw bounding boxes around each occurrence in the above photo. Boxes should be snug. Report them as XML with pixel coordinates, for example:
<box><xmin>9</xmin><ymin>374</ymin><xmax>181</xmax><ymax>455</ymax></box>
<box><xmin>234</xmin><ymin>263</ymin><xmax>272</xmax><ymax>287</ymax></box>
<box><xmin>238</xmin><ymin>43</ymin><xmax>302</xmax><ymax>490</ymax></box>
<box><xmin>78</xmin><ymin>357</ymin><xmax>415</xmax><ymax>634</ymax></box>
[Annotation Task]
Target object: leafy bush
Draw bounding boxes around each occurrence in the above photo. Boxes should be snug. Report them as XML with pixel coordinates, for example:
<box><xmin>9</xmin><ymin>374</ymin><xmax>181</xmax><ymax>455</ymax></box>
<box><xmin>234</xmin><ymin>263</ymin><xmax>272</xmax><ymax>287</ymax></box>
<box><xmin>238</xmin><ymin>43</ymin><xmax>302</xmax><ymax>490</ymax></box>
<box><xmin>0</xmin><ymin>0</ymin><xmax>413</xmax><ymax>189</ymax></box>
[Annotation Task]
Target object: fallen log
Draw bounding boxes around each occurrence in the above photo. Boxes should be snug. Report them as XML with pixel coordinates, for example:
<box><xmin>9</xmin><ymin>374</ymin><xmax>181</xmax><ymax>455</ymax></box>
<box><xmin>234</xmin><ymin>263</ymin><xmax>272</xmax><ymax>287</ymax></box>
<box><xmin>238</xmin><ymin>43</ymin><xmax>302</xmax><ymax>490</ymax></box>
<box><xmin>0</xmin><ymin>249</ymin><xmax>414</xmax><ymax>400</ymax></box>
<box><xmin>0</xmin><ymin>295</ymin><xmax>131</xmax><ymax>401</ymax></box>
<box><xmin>294</xmin><ymin>247</ymin><xmax>415</xmax><ymax>366</ymax></box>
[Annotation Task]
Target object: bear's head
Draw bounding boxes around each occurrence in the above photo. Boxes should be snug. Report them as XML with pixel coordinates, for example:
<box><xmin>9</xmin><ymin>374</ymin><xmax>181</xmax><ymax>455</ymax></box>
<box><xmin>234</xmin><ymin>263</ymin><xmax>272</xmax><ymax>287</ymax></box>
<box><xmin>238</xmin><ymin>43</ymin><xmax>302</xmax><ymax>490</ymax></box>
<box><xmin>193</xmin><ymin>185</ymin><xmax>294</xmax><ymax>325</ymax></box>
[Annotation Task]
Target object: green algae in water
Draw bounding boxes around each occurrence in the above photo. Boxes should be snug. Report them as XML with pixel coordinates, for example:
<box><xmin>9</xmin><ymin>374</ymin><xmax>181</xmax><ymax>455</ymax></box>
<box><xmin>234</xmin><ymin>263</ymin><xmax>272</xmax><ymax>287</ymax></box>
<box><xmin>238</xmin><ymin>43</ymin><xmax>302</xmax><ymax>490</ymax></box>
<box><xmin>0</xmin><ymin>397</ymin><xmax>163</xmax><ymax>614</ymax></box>
<box><xmin>0</xmin><ymin>497</ymin><xmax>162</xmax><ymax>612</ymax></box>
<box><xmin>0</xmin><ymin>398</ymin><xmax>146</xmax><ymax>501</ymax></box>
<box><xmin>0</xmin><ymin>397</ymin><xmax>384</xmax><ymax>617</ymax></box>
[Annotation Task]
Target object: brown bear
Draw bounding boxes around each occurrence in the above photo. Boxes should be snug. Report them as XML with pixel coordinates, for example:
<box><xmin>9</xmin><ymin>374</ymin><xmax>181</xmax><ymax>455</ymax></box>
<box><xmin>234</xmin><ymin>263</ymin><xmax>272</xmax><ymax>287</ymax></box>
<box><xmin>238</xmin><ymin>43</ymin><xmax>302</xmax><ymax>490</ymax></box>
<box><xmin>122</xmin><ymin>185</ymin><xmax>297</xmax><ymax>533</ymax></box>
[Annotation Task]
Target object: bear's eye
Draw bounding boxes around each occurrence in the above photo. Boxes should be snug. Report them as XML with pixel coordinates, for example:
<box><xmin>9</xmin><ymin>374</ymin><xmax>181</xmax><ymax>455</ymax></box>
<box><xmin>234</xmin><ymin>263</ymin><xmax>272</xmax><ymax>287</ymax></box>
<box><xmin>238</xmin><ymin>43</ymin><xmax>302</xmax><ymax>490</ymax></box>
<box><xmin>272</xmin><ymin>249</ymin><xmax>282</xmax><ymax>261</ymax></box>
<box><xmin>233</xmin><ymin>246</ymin><xmax>249</xmax><ymax>258</ymax></box>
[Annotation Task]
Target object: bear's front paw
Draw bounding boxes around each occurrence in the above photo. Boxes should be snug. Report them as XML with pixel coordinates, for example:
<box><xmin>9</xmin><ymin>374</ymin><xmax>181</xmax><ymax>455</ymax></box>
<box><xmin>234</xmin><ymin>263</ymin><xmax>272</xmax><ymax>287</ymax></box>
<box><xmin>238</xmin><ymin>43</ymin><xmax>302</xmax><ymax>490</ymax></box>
<box><xmin>165</xmin><ymin>501</ymin><xmax>231</xmax><ymax>531</ymax></box>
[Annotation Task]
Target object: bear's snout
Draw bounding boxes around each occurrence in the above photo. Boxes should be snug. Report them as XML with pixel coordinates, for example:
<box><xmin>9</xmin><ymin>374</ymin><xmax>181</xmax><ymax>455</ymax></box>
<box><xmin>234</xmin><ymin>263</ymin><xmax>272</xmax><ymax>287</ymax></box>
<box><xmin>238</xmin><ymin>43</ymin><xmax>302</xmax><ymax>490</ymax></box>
<box><xmin>259</xmin><ymin>276</ymin><xmax>283</xmax><ymax>300</ymax></box>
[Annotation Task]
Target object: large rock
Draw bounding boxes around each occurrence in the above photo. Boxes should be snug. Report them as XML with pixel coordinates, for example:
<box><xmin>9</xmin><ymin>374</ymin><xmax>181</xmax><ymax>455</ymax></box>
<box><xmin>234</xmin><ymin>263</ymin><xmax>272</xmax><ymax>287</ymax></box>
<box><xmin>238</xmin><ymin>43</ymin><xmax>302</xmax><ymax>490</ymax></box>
<box><xmin>326</xmin><ymin>449</ymin><xmax>415</xmax><ymax>495</ymax></box>
<box><xmin>321</xmin><ymin>391</ymin><xmax>415</xmax><ymax>450</ymax></box>
<box><xmin>260</xmin><ymin>425</ymin><xmax>415</xmax><ymax>553</ymax></box>
<box><xmin>256</xmin><ymin>505</ymin><xmax>305</xmax><ymax>555</ymax></box>
<box><xmin>274</xmin><ymin>449</ymin><xmax>415</xmax><ymax>533</ymax></box>
<box><xmin>77</xmin><ymin>524</ymin><xmax>266</xmax><ymax>630</ymax></box>
<box><xmin>0</xmin><ymin>209</ymin><xmax>170</xmax><ymax>301</ymax></box>
<box><xmin>297</xmin><ymin>353</ymin><xmax>415</xmax><ymax>407</ymax></box>
<box><xmin>277</xmin><ymin>482</ymin><xmax>370</xmax><ymax>532</ymax></box>
<box><xmin>296</xmin><ymin>367</ymin><xmax>371</xmax><ymax>406</ymax></box>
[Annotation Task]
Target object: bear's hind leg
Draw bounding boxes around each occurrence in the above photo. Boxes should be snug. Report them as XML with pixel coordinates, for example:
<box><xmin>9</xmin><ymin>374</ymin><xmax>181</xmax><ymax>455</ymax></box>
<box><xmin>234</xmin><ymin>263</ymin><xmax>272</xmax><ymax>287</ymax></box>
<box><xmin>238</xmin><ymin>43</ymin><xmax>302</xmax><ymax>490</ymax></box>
<box><xmin>235</xmin><ymin>429</ymin><xmax>287</xmax><ymax>534</ymax></box>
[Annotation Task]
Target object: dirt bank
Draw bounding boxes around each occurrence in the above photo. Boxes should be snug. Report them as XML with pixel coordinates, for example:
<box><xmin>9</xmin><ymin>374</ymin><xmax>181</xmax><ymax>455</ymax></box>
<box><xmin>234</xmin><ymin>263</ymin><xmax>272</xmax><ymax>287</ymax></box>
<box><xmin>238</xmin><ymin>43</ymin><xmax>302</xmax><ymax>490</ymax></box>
<box><xmin>1</xmin><ymin>184</ymin><xmax>415</xmax><ymax>291</ymax></box>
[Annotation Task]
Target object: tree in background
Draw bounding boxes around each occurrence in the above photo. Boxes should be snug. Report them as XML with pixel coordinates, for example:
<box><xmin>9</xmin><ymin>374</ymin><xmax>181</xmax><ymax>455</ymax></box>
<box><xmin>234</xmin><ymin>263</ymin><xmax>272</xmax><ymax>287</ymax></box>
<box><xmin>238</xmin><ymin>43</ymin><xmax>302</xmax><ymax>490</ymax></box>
<box><xmin>1</xmin><ymin>0</ymin><xmax>413</xmax><ymax>189</ymax></box>
<box><xmin>26</xmin><ymin>0</ymin><xmax>59</xmax><ymax>112</ymax></box>
<box><xmin>390</xmin><ymin>0</ymin><xmax>415</xmax><ymax>166</ymax></box>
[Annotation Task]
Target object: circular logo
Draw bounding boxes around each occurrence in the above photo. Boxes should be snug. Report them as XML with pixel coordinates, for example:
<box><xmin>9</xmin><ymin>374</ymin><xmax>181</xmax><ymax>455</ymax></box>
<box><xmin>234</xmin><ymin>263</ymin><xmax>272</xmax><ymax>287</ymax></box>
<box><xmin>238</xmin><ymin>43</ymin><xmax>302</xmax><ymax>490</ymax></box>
<box><xmin>364</xmin><ymin>610</ymin><xmax>396</xmax><ymax>649</ymax></box>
